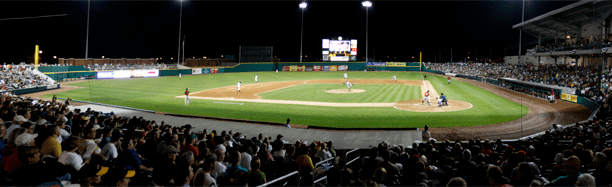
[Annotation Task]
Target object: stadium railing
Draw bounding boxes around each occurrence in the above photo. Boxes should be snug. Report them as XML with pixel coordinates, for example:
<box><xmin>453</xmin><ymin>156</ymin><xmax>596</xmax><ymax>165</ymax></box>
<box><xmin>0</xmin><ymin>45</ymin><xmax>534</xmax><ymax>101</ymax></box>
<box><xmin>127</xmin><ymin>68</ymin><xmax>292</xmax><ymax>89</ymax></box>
<box><xmin>258</xmin><ymin>171</ymin><xmax>300</xmax><ymax>187</ymax></box>
<box><xmin>312</xmin><ymin>157</ymin><xmax>335</xmax><ymax>187</ymax></box>
<box><xmin>344</xmin><ymin>148</ymin><xmax>360</xmax><ymax>170</ymax></box>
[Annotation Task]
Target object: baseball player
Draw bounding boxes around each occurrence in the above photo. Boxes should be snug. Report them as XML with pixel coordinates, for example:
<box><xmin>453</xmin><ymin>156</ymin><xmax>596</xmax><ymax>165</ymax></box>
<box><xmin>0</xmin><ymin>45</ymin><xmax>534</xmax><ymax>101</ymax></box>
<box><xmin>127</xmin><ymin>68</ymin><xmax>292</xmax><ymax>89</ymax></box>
<box><xmin>276</xmin><ymin>69</ymin><xmax>278</xmax><ymax>74</ymax></box>
<box><xmin>548</xmin><ymin>91</ymin><xmax>555</xmax><ymax>104</ymax></box>
<box><xmin>179</xmin><ymin>73</ymin><xmax>182</xmax><ymax>80</ymax></box>
<box><xmin>343</xmin><ymin>81</ymin><xmax>354</xmax><ymax>91</ymax></box>
<box><xmin>237</xmin><ymin>81</ymin><xmax>241</xmax><ymax>94</ymax></box>
<box><xmin>392</xmin><ymin>75</ymin><xmax>397</xmax><ymax>82</ymax></box>
<box><xmin>424</xmin><ymin>75</ymin><xmax>427</xmax><ymax>80</ymax></box>
<box><xmin>364</xmin><ymin>69</ymin><xmax>367</xmax><ymax>73</ymax></box>
<box><xmin>440</xmin><ymin>93</ymin><xmax>447</xmax><ymax>106</ymax></box>
<box><xmin>255</xmin><ymin>75</ymin><xmax>258</xmax><ymax>83</ymax></box>
<box><xmin>436</xmin><ymin>97</ymin><xmax>443</xmax><ymax>107</ymax></box>
<box><xmin>447</xmin><ymin>76</ymin><xmax>451</xmax><ymax>84</ymax></box>
<box><xmin>422</xmin><ymin>90</ymin><xmax>431</xmax><ymax>105</ymax></box>
<box><xmin>344</xmin><ymin>73</ymin><xmax>348</xmax><ymax>79</ymax></box>
<box><xmin>184</xmin><ymin>88</ymin><xmax>189</xmax><ymax>105</ymax></box>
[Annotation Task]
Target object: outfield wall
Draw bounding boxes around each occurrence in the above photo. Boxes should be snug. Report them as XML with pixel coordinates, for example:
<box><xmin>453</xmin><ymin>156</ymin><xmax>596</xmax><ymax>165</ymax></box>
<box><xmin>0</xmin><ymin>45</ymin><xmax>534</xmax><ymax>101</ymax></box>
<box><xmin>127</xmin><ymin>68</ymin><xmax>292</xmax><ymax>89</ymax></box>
<box><xmin>38</xmin><ymin>66</ymin><xmax>90</xmax><ymax>72</ymax></box>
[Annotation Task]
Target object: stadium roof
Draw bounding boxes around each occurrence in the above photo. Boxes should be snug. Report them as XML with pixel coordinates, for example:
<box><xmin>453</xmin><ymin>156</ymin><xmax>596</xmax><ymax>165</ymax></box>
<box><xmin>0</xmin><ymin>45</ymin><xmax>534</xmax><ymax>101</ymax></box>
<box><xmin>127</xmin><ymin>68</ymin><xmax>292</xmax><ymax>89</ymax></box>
<box><xmin>512</xmin><ymin>0</ymin><xmax>612</xmax><ymax>39</ymax></box>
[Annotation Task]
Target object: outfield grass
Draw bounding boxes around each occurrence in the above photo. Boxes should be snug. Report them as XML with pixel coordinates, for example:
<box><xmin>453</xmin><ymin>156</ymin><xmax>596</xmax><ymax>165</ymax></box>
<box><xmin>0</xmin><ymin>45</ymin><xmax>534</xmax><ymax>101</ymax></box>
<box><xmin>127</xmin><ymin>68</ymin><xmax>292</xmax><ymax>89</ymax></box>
<box><xmin>43</xmin><ymin>72</ymin><xmax>528</xmax><ymax>128</ymax></box>
<box><xmin>259</xmin><ymin>84</ymin><xmax>421</xmax><ymax>103</ymax></box>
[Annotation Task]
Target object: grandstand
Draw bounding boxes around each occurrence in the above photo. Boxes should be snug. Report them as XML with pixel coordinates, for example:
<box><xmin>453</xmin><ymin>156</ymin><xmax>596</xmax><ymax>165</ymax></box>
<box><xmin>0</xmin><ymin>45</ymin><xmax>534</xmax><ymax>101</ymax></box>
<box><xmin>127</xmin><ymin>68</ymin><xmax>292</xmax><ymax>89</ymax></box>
<box><xmin>2</xmin><ymin>0</ymin><xmax>612</xmax><ymax>187</ymax></box>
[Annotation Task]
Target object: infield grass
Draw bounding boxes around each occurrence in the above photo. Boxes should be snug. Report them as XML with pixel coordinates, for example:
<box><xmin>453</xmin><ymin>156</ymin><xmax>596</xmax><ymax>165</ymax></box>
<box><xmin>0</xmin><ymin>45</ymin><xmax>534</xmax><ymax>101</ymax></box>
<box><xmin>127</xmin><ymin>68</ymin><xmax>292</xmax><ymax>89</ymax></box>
<box><xmin>43</xmin><ymin>71</ymin><xmax>528</xmax><ymax>128</ymax></box>
<box><xmin>259</xmin><ymin>84</ymin><xmax>421</xmax><ymax>103</ymax></box>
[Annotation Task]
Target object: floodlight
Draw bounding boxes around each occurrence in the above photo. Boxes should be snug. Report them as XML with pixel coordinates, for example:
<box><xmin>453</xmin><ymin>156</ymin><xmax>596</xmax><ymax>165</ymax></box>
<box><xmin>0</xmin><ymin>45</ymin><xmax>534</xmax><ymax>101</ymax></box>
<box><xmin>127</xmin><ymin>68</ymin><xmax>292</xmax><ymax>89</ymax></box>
<box><xmin>299</xmin><ymin>2</ymin><xmax>307</xmax><ymax>8</ymax></box>
<box><xmin>362</xmin><ymin>1</ymin><xmax>372</xmax><ymax>7</ymax></box>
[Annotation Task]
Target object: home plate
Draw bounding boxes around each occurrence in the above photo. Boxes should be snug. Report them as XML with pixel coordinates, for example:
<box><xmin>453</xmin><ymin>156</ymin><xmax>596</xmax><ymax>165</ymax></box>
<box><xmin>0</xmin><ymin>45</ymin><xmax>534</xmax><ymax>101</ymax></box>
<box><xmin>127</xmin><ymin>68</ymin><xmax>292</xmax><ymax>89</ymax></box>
<box><xmin>230</xmin><ymin>98</ymin><xmax>234</xmax><ymax>99</ymax></box>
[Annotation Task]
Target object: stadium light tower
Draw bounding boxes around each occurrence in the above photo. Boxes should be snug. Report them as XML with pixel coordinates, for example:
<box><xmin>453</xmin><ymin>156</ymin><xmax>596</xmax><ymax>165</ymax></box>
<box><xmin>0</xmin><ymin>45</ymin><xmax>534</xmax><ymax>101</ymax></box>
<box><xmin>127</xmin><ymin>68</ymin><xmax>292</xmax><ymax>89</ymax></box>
<box><xmin>85</xmin><ymin>0</ymin><xmax>90</xmax><ymax>59</ymax></box>
<box><xmin>362</xmin><ymin>1</ymin><xmax>371</xmax><ymax>62</ymax></box>
<box><xmin>299</xmin><ymin>2</ymin><xmax>307</xmax><ymax>63</ymax></box>
<box><xmin>177</xmin><ymin>0</ymin><xmax>184</xmax><ymax>66</ymax></box>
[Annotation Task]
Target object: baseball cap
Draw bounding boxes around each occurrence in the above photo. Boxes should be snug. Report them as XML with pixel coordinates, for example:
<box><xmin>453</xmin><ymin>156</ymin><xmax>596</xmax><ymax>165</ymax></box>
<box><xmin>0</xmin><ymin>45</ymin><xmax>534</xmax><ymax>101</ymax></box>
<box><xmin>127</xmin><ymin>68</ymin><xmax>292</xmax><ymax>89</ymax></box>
<box><xmin>15</xmin><ymin>133</ymin><xmax>38</xmax><ymax>146</ymax></box>
<box><xmin>80</xmin><ymin>164</ymin><xmax>109</xmax><ymax>179</ymax></box>
<box><xmin>563</xmin><ymin>155</ymin><xmax>581</xmax><ymax>170</ymax></box>
<box><xmin>277</xmin><ymin>134</ymin><xmax>283</xmax><ymax>139</ymax></box>
<box><xmin>14</xmin><ymin>115</ymin><xmax>27</xmax><ymax>122</ymax></box>
<box><xmin>93</xmin><ymin>124</ymin><xmax>101</xmax><ymax>131</ymax></box>
<box><xmin>36</xmin><ymin>119</ymin><xmax>47</xmax><ymax>126</ymax></box>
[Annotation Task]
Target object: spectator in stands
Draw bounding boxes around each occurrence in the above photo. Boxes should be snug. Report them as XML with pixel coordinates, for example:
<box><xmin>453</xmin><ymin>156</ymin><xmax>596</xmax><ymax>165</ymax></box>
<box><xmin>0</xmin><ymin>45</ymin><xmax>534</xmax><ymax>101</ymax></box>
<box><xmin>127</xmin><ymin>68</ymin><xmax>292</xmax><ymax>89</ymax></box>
<box><xmin>447</xmin><ymin>177</ymin><xmax>467</xmax><ymax>187</ymax></box>
<box><xmin>5</xmin><ymin>115</ymin><xmax>27</xmax><ymax>139</ymax></box>
<box><xmin>576</xmin><ymin>173</ymin><xmax>596</xmax><ymax>187</ymax></box>
<box><xmin>99</xmin><ymin>127</ymin><xmax>113</xmax><ymax>148</ymax></box>
<box><xmin>180</xmin><ymin>134</ymin><xmax>199</xmax><ymax>158</ymax></box>
<box><xmin>4</xmin><ymin>132</ymin><xmax>37</xmax><ymax>173</ymax></box>
<box><xmin>12</xmin><ymin>145</ymin><xmax>57</xmax><ymax>186</ymax></box>
<box><xmin>592</xmin><ymin>152</ymin><xmax>611</xmax><ymax>186</ymax></box>
<box><xmin>296</xmin><ymin>145</ymin><xmax>314</xmax><ymax>176</ymax></box>
<box><xmin>0</xmin><ymin>123</ymin><xmax>6</xmax><ymax>162</ymax></box>
<box><xmin>142</xmin><ymin>129</ymin><xmax>160</xmax><ymax>159</ymax></box>
<box><xmin>239</xmin><ymin>145</ymin><xmax>253</xmax><ymax>171</ymax></box>
<box><xmin>118</xmin><ymin>137</ymin><xmax>152</xmax><ymax>171</ymax></box>
<box><xmin>40</xmin><ymin>125</ymin><xmax>61</xmax><ymax>158</ymax></box>
<box><xmin>79</xmin><ymin>164</ymin><xmax>109</xmax><ymax>187</ymax></box>
<box><xmin>78</xmin><ymin>125</ymin><xmax>101</xmax><ymax>160</ymax></box>
<box><xmin>315</xmin><ymin>142</ymin><xmax>332</xmax><ymax>160</ymax></box>
<box><xmin>361</xmin><ymin>147</ymin><xmax>383</xmax><ymax>180</ymax></box>
<box><xmin>212</xmin><ymin>148</ymin><xmax>227</xmax><ymax>178</ymax></box>
<box><xmin>551</xmin><ymin>155</ymin><xmax>582</xmax><ymax>186</ymax></box>
<box><xmin>248</xmin><ymin>157</ymin><xmax>266</xmax><ymax>186</ymax></box>
<box><xmin>58</xmin><ymin>136</ymin><xmax>87</xmax><ymax>171</ymax></box>
<box><xmin>422</xmin><ymin>125</ymin><xmax>431</xmax><ymax>142</ymax></box>
<box><xmin>154</xmin><ymin>145</ymin><xmax>180</xmax><ymax>185</ymax></box>
<box><xmin>101</xmin><ymin>130</ymin><xmax>122</xmax><ymax>161</ymax></box>
<box><xmin>225</xmin><ymin>149</ymin><xmax>248</xmax><ymax>185</ymax></box>
<box><xmin>376</xmin><ymin>149</ymin><xmax>401</xmax><ymax>185</ymax></box>
<box><xmin>285</xmin><ymin>118</ymin><xmax>291</xmax><ymax>128</ymax></box>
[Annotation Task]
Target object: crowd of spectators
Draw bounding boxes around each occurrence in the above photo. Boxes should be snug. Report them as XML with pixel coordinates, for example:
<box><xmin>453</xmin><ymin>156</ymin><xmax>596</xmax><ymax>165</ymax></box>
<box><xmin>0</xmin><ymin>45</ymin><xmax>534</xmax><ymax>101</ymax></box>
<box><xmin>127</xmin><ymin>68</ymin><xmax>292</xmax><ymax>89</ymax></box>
<box><xmin>88</xmin><ymin>63</ymin><xmax>172</xmax><ymax>71</ymax></box>
<box><xmin>0</xmin><ymin>64</ymin><xmax>54</xmax><ymax>92</ymax></box>
<box><xmin>534</xmin><ymin>38</ymin><xmax>612</xmax><ymax>53</ymax></box>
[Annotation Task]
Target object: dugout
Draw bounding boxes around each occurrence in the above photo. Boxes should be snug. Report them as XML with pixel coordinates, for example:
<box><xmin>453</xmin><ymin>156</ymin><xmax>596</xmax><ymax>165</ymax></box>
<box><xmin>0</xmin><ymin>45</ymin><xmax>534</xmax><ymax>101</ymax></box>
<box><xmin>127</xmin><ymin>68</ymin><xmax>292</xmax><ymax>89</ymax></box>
<box><xmin>499</xmin><ymin>78</ymin><xmax>564</xmax><ymax>99</ymax></box>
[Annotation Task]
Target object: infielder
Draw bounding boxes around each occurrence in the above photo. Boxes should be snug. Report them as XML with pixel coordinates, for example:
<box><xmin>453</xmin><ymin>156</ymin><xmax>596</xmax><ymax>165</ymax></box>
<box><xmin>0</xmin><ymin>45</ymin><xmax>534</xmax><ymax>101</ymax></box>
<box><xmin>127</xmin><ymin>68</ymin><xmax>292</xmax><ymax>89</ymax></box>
<box><xmin>343</xmin><ymin>81</ymin><xmax>354</xmax><ymax>91</ymax></box>
<box><xmin>548</xmin><ymin>91</ymin><xmax>555</xmax><ymax>104</ymax></box>
<box><xmin>392</xmin><ymin>75</ymin><xmax>397</xmax><ymax>82</ymax></box>
<box><xmin>276</xmin><ymin>69</ymin><xmax>278</xmax><ymax>74</ymax></box>
<box><xmin>447</xmin><ymin>76</ymin><xmax>451</xmax><ymax>84</ymax></box>
<box><xmin>255</xmin><ymin>75</ymin><xmax>258</xmax><ymax>83</ymax></box>
<box><xmin>344</xmin><ymin>73</ymin><xmax>348</xmax><ymax>79</ymax></box>
<box><xmin>422</xmin><ymin>90</ymin><xmax>431</xmax><ymax>105</ymax></box>
<box><xmin>237</xmin><ymin>82</ymin><xmax>241</xmax><ymax>94</ymax></box>
<box><xmin>179</xmin><ymin>73</ymin><xmax>182</xmax><ymax>80</ymax></box>
<box><xmin>184</xmin><ymin>88</ymin><xmax>189</xmax><ymax>105</ymax></box>
<box><xmin>424</xmin><ymin>75</ymin><xmax>427</xmax><ymax>80</ymax></box>
<box><xmin>364</xmin><ymin>69</ymin><xmax>367</xmax><ymax>73</ymax></box>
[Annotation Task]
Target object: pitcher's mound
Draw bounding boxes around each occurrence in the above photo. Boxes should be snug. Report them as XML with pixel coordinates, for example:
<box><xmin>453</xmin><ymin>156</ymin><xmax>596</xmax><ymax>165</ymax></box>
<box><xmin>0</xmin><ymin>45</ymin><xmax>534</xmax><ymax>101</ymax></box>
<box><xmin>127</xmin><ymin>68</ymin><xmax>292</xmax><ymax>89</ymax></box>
<box><xmin>325</xmin><ymin>89</ymin><xmax>366</xmax><ymax>94</ymax></box>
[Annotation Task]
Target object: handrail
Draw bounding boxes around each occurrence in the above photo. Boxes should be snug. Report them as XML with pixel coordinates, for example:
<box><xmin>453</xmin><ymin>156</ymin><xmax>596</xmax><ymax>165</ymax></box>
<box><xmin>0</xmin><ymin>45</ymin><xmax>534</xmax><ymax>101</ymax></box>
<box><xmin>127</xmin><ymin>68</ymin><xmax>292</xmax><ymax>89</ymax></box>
<box><xmin>312</xmin><ymin>157</ymin><xmax>335</xmax><ymax>187</ymax></box>
<box><xmin>344</xmin><ymin>148</ymin><xmax>360</xmax><ymax>169</ymax></box>
<box><xmin>258</xmin><ymin>171</ymin><xmax>299</xmax><ymax>187</ymax></box>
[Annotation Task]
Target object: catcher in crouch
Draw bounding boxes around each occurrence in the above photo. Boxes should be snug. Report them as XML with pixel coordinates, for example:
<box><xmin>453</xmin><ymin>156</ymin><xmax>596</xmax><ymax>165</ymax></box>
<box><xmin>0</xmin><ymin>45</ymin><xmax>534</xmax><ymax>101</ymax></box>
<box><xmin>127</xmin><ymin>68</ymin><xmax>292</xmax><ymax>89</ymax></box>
<box><xmin>343</xmin><ymin>81</ymin><xmax>355</xmax><ymax>91</ymax></box>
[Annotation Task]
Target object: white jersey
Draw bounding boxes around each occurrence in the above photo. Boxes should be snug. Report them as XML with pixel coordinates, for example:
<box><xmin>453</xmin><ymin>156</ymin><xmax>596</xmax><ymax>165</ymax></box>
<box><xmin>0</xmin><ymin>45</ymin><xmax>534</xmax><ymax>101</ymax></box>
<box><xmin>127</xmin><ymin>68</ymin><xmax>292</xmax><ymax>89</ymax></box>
<box><xmin>344</xmin><ymin>73</ymin><xmax>348</xmax><ymax>78</ymax></box>
<box><xmin>345</xmin><ymin>81</ymin><xmax>352</xmax><ymax>88</ymax></box>
<box><xmin>237</xmin><ymin>82</ymin><xmax>241</xmax><ymax>90</ymax></box>
<box><xmin>393</xmin><ymin>76</ymin><xmax>397</xmax><ymax>80</ymax></box>
<box><xmin>179</xmin><ymin>73</ymin><xmax>182</xmax><ymax>78</ymax></box>
<box><xmin>276</xmin><ymin>69</ymin><xmax>278</xmax><ymax>73</ymax></box>
<box><xmin>255</xmin><ymin>76</ymin><xmax>258</xmax><ymax>82</ymax></box>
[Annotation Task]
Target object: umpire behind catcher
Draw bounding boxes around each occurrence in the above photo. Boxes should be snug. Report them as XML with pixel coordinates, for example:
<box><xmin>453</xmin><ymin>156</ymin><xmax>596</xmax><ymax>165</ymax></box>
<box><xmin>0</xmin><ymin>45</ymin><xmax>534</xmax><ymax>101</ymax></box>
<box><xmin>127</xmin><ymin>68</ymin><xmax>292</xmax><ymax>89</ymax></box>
<box><xmin>440</xmin><ymin>93</ymin><xmax>448</xmax><ymax>107</ymax></box>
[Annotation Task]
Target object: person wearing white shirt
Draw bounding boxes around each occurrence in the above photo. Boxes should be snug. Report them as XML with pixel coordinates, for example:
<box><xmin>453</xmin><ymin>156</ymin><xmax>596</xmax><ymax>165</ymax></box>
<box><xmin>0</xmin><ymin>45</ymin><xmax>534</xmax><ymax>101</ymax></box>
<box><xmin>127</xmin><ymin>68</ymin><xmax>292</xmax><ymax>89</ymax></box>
<box><xmin>237</xmin><ymin>82</ymin><xmax>241</xmax><ymax>94</ymax></box>
<box><xmin>58</xmin><ymin>137</ymin><xmax>88</xmax><ymax>171</ymax></box>
<box><xmin>101</xmin><ymin>135</ymin><xmax>121</xmax><ymax>161</ymax></box>
<box><xmin>211</xmin><ymin>149</ymin><xmax>227</xmax><ymax>178</ymax></box>
<box><xmin>194</xmin><ymin>154</ymin><xmax>218</xmax><ymax>187</ymax></box>
<box><xmin>239</xmin><ymin>147</ymin><xmax>252</xmax><ymax>171</ymax></box>
<box><xmin>315</xmin><ymin>143</ymin><xmax>332</xmax><ymax>160</ymax></box>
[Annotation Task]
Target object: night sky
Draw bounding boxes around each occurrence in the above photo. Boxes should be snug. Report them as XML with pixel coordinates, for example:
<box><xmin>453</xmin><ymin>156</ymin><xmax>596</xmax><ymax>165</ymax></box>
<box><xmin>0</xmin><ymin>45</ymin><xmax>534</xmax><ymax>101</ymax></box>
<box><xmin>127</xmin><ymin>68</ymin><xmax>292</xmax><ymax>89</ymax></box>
<box><xmin>0</xmin><ymin>0</ymin><xmax>578</xmax><ymax>64</ymax></box>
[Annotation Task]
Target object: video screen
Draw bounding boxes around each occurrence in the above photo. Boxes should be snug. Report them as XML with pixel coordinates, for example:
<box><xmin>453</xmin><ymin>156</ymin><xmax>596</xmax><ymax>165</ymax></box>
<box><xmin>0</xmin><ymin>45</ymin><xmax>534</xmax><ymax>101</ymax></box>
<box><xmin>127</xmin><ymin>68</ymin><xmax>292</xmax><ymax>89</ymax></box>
<box><xmin>329</xmin><ymin>40</ymin><xmax>351</xmax><ymax>52</ymax></box>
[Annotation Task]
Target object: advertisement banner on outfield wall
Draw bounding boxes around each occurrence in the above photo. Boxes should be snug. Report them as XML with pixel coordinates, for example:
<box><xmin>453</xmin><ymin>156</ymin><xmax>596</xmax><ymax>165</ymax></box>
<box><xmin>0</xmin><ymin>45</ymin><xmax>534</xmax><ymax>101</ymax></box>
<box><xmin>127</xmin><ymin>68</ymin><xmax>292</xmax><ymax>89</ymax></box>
<box><xmin>329</xmin><ymin>65</ymin><xmax>338</xmax><ymax>71</ymax></box>
<box><xmin>386</xmin><ymin>62</ymin><xmax>406</xmax><ymax>67</ymax></box>
<box><xmin>211</xmin><ymin>68</ymin><xmax>218</xmax><ymax>74</ymax></box>
<box><xmin>132</xmin><ymin>70</ymin><xmax>159</xmax><ymax>78</ymax></box>
<box><xmin>306</xmin><ymin>66</ymin><xmax>313</xmax><ymax>71</ymax></box>
<box><xmin>290</xmin><ymin>66</ymin><xmax>297</xmax><ymax>71</ymax></box>
<box><xmin>338</xmin><ymin>65</ymin><xmax>348</xmax><ymax>71</ymax></box>
<box><xmin>202</xmin><ymin>68</ymin><xmax>210</xmax><ymax>74</ymax></box>
<box><xmin>561</xmin><ymin>93</ymin><xmax>578</xmax><ymax>102</ymax></box>
<box><xmin>97</xmin><ymin>71</ymin><xmax>114</xmax><ymax>79</ymax></box>
<box><xmin>323</xmin><ymin>66</ymin><xmax>330</xmax><ymax>71</ymax></box>
<box><xmin>283</xmin><ymin>66</ymin><xmax>290</xmax><ymax>71</ymax></box>
<box><xmin>313</xmin><ymin>66</ymin><xmax>321</xmax><ymax>71</ymax></box>
<box><xmin>445</xmin><ymin>73</ymin><xmax>457</xmax><ymax>77</ymax></box>
<box><xmin>297</xmin><ymin>66</ymin><xmax>304</xmax><ymax>71</ymax></box>
<box><xmin>192</xmin><ymin>68</ymin><xmax>202</xmax><ymax>75</ymax></box>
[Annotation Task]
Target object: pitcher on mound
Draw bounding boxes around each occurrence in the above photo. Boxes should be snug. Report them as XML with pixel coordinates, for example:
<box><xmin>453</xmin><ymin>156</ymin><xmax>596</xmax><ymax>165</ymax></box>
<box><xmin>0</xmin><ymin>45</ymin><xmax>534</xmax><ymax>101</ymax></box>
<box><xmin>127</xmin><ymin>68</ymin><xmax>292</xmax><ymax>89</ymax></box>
<box><xmin>344</xmin><ymin>81</ymin><xmax>354</xmax><ymax>92</ymax></box>
<box><xmin>422</xmin><ymin>90</ymin><xmax>431</xmax><ymax>105</ymax></box>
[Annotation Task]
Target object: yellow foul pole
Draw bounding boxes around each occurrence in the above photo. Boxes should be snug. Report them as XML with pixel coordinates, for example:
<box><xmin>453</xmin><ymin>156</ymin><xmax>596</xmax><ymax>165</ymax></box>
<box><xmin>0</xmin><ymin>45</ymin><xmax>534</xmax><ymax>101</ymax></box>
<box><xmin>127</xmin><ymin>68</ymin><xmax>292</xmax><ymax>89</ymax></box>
<box><xmin>34</xmin><ymin>45</ymin><xmax>39</xmax><ymax>70</ymax></box>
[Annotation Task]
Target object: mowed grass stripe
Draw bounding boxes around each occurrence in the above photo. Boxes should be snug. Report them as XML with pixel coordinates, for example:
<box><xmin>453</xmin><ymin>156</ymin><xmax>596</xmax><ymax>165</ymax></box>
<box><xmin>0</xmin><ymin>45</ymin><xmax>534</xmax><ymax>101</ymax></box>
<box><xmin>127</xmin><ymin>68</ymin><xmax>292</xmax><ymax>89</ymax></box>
<box><xmin>370</xmin><ymin>84</ymin><xmax>395</xmax><ymax>103</ymax></box>
<box><xmin>383</xmin><ymin>84</ymin><xmax>402</xmax><ymax>103</ymax></box>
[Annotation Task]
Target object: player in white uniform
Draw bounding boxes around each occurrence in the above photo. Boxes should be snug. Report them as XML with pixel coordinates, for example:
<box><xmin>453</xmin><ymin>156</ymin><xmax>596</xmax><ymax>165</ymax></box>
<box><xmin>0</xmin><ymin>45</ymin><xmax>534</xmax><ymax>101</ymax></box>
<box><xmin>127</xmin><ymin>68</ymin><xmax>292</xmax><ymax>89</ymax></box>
<box><xmin>422</xmin><ymin>90</ymin><xmax>431</xmax><ymax>105</ymax></box>
<box><xmin>179</xmin><ymin>73</ymin><xmax>182</xmax><ymax>80</ymax></box>
<box><xmin>276</xmin><ymin>69</ymin><xmax>278</xmax><ymax>73</ymax></box>
<box><xmin>344</xmin><ymin>81</ymin><xmax>354</xmax><ymax>91</ymax></box>
<box><xmin>548</xmin><ymin>91</ymin><xmax>555</xmax><ymax>104</ymax></box>
<box><xmin>364</xmin><ymin>69</ymin><xmax>367</xmax><ymax>73</ymax></box>
<box><xmin>392</xmin><ymin>75</ymin><xmax>397</xmax><ymax>81</ymax></box>
<box><xmin>237</xmin><ymin>82</ymin><xmax>241</xmax><ymax>94</ymax></box>
<box><xmin>255</xmin><ymin>75</ymin><xmax>258</xmax><ymax>83</ymax></box>
<box><xmin>344</xmin><ymin>73</ymin><xmax>348</xmax><ymax>79</ymax></box>
<box><xmin>184</xmin><ymin>88</ymin><xmax>189</xmax><ymax>105</ymax></box>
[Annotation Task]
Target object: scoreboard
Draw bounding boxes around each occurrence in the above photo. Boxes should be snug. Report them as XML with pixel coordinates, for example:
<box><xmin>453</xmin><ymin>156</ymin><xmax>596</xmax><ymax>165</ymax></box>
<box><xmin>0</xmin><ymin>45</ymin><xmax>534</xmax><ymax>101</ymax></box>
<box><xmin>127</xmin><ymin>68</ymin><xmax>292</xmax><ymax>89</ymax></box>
<box><xmin>322</xmin><ymin>37</ymin><xmax>357</xmax><ymax>61</ymax></box>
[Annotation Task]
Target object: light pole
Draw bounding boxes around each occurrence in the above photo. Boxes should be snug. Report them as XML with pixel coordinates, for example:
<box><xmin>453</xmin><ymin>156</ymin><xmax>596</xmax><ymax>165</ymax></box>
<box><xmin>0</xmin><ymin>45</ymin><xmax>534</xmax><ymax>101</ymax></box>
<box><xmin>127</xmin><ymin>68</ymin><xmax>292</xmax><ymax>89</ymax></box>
<box><xmin>299</xmin><ymin>2</ymin><xmax>307</xmax><ymax>63</ymax></box>
<box><xmin>177</xmin><ymin>0</ymin><xmax>183</xmax><ymax>65</ymax></box>
<box><xmin>85</xmin><ymin>0</ymin><xmax>90</xmax><ymax>59</ymax></box>
<box><xmin>362</xmin><ymin>1</ymin><xmax>371</xmax><ymax>62</ymax></box>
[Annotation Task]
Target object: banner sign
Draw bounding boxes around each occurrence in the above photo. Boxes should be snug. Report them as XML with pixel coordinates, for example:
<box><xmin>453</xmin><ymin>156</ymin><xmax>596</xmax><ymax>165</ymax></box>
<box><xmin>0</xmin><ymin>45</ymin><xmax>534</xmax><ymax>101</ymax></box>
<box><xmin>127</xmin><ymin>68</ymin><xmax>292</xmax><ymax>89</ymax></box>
<box><xmin>290</xmin><ymin>66</ymin><xmax>298</xmax><ymax>71</ymax></box>
<box><xmin>283</xmin><ymin>66</ymin><xmax>290</xmax><ymax>71</ymax></box>
<box><xmin>323</xmin><ymin>66</ymin><xmax>330</xmax><ymax>71</ymax></box>
<box><xmin>445</xmin><ymin>73</ymin><xmax>457</xmax><ymax>77</ymax></box>
<box><xmin>132</xmin><ymin>70</ymin><xmax>159</xmax><ymax>78</ymax></box>
<box><xmin>202</xmin><ymin>68</ymin><xmax>210</xmax><ymax>74</ymax></box>
<box><xmin>97</xmin><ymin>71</ymin><xmax>115</xmax><ymax>79</ymax></box>
<box><xmin>386</xmin><ymin>62</ymin><xmax>406</xmax><ymax>67</ymax></box>
<box><xmin>192</xmin><ymin>68</ymin><xmax>202</xmax><ymax>75</ymax></box>
<box><xmin>561</xmin><ymin>93</ymin><xmax>578</xmax><ymax>103</ymax></box>
<box><xmin>338</xmin><ymin>65</ymin><xmax>348</xmax><ymax>71</ymax></box>
<box><xmin>366</xmin><ymin>62</ymin><xmax>386</xmax><ymax>66</ymax></box>
<box><xmin>297</xmin><ymin>66</ymin><xmax>304</xmax><ymax>71</ymax></box>
<box><xmin>211</xmin><ymin>68</ymin><xmax>218</xmax><ymax>74</ymax></box>
<box><xmin>313</xmin><ymin>65</ymin><xmax>321</xmax><ymax>71</ymax></box>
<box><xmin>305</xmin><ymin>66</ymin><xmax>313</xmax><ymax>71</ymax></box>
<box><xmin>329</xmin><ymin>65</ymin><xmax>338</xmax><ymax>71</ymax></box>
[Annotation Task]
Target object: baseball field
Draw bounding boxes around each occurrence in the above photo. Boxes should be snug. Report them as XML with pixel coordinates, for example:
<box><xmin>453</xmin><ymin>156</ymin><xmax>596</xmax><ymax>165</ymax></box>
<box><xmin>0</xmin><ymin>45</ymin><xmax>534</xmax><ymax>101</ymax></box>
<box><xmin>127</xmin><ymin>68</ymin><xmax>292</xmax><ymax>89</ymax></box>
<box><xmin>40</xmin><ymin>71</ymin><xmax>529</xmax><ymax>128</ymax></box>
